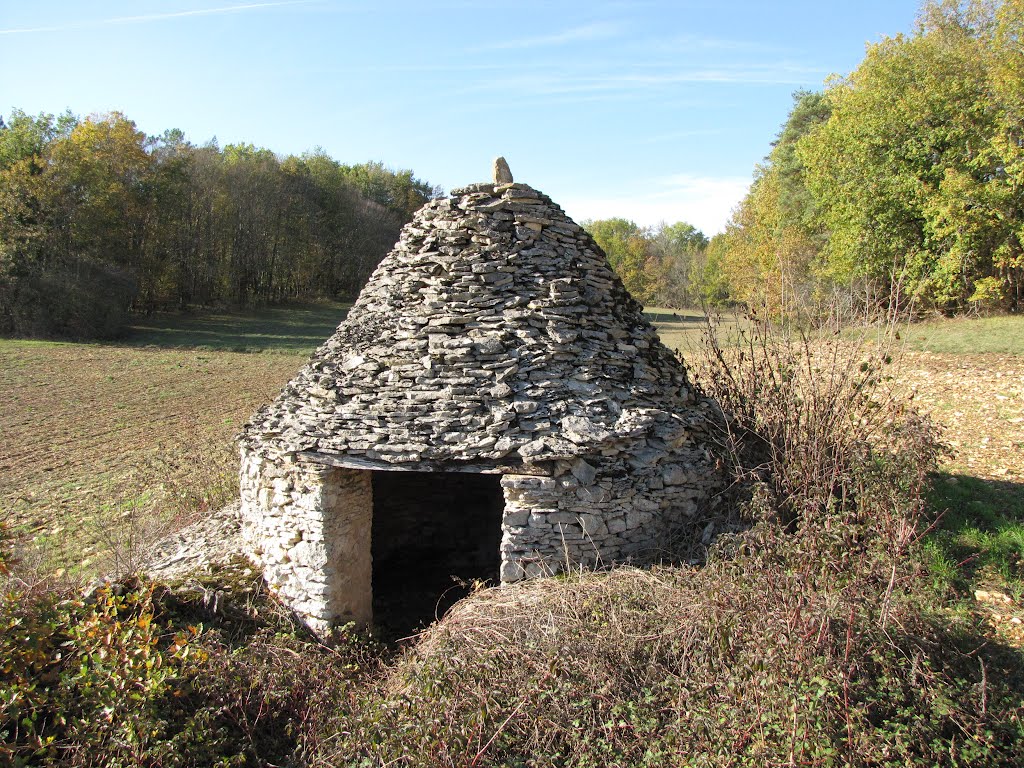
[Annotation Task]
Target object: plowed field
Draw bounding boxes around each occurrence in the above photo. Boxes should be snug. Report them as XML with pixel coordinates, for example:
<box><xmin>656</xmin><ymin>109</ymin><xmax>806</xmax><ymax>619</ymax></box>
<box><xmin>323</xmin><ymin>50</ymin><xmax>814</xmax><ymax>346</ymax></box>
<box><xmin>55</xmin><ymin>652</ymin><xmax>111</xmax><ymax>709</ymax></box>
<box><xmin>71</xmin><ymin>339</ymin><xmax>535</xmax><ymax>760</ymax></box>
<box><xmin>1</xmin><ymin>341</ymin><xmax>306</xmax><ymax>574</ymax></box>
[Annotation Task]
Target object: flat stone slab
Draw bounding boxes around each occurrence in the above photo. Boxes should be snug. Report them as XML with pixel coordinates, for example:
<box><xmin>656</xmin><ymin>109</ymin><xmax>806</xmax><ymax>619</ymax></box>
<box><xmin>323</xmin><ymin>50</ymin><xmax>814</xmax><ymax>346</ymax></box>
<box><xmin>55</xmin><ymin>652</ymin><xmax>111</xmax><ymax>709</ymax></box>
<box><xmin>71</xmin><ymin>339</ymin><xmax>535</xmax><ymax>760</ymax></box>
<box><xmin>145</xmin><ymin>500</ymin><xmax>245</xmax><ymax>580</ymax></box>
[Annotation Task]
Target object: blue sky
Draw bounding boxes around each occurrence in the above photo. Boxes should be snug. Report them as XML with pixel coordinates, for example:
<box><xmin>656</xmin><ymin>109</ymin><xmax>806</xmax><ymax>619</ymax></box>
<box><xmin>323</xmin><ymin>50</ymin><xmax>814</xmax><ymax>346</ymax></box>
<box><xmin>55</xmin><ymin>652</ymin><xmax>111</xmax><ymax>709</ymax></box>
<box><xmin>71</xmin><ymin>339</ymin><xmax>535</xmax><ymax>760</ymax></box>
<box><xmin>1</xmin><ymin>1</ymin><xmax>923</xmax><ymax>234</ymax></box>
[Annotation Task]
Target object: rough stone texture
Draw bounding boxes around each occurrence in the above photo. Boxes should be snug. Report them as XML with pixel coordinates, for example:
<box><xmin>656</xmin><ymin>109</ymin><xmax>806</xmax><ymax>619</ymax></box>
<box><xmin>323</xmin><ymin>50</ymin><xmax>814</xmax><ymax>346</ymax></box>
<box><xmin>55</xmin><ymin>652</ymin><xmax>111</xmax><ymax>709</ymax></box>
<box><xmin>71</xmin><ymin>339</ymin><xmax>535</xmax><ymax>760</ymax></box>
<box><xmin>493</xmin><ymin>156</ymin><xmax>513</xmax><ymax>185</ymax></box>
<box><xmin>240</xmin><ymin>452</ymin><xmax>372</xmax><ymax>633</ymax></box>
<box><xmin>241</xmin><ymin>182</ymin><xmax>704</xmax><ymax>465</ymax></box>
<box><xmin>239</xmin><ymin>176</ymin><xmax>721</xmax><ymax>632</ymax></box>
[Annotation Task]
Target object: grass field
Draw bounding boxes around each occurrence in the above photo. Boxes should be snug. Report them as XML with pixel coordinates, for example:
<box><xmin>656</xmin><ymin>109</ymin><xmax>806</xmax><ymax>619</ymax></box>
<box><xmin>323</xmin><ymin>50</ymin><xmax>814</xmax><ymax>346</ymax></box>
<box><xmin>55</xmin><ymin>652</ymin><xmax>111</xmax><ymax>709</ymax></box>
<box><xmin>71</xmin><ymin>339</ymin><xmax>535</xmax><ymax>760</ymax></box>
<box><xmin>125</xmin><ymin>300</ymin><xmax>351</xmax><ymax>353</ymax></box>
<box><xmin>643</xmin><ymin>306</ymin><xmax>746</xmax><ymax>353</ymax></box>
<box><xmin>900</xmin><ymin>313</ymin><xmax>1024</xmax><ymax>355</ymax></box>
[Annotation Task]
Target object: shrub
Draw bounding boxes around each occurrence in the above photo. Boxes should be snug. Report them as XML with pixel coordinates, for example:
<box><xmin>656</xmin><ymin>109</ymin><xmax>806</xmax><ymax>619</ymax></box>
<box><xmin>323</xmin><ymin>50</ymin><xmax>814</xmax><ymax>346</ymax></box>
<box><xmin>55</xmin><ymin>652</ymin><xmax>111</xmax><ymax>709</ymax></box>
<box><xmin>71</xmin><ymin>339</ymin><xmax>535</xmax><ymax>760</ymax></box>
<box><xmin>0</xmin><ymin>564</ymin><xmax>378</xmax><ymax>767</ymax></box>
<box><xmin>691</xmin><ymin>312</ymin><xmax>944</xmax><ymax>588</ymax></box>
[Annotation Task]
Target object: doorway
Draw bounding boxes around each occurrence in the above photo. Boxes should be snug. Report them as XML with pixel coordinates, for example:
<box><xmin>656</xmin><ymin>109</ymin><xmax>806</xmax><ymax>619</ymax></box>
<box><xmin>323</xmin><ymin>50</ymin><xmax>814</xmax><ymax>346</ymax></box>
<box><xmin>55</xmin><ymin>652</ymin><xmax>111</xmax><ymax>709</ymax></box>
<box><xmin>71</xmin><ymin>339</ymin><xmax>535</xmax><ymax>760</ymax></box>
<box><xmin>371</xmin><ymin>470</ymin><xmax>504</xmax><ymax>636</ymax></box>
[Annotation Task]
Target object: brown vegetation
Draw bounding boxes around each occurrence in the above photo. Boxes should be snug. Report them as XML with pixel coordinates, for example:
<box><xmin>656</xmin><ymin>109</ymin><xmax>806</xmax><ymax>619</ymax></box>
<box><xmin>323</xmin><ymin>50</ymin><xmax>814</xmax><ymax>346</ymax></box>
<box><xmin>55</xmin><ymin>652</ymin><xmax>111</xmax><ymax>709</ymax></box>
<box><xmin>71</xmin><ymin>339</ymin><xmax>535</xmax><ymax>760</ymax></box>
<box><xmin>0</xmin><ymin>341</ymin><xmax>305</xmax><ymax>575</ymax></box>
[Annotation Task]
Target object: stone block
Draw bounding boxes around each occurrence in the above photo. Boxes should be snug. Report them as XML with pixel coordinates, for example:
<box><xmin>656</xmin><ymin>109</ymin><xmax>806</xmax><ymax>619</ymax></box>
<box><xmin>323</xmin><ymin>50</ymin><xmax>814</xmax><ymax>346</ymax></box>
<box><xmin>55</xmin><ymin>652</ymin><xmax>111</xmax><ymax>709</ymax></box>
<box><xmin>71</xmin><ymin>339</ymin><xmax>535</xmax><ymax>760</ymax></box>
<box><xmin>503</xmin><ymin>509</ymin><xmax>530</xmax><ymax>527</ymax></box>
<box><xmin>570</xmin><ymin>458</ymin><xmax>598</xmax><ymax>485</ymax></box>
<box><xmin>500</xmin><ymin>559</ymin><xmax>525</xmax><ymax>581</ymax></box>
<box><xmin>626</xmin><ymin>509</ymin><xmax>653</xmax><ymax>529</ymax></box>
<box><xmin>577</xmin><ymin>513</ymin><xmax>608</xmax><ymax>537</ymax></box>
<box><xmin>575</xmin><ymin>485</ymin><xmax>609</xmax><ymax>504</ymax></box>
<box><xmin>607</xmin><ymin>516</ymin><xmax>627</xmax><ymax>534</ymax></box>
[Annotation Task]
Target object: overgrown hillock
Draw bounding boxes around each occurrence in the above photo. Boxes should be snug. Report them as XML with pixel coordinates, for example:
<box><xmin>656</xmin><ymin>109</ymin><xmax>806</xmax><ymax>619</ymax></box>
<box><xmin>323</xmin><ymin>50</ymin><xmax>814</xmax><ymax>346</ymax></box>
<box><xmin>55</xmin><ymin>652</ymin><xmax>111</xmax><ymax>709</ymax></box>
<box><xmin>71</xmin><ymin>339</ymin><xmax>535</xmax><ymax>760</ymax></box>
<box><xmin>348</xmin><ymin>564</ymin><xmax>1022</xmax><ymax>766</ymax></box>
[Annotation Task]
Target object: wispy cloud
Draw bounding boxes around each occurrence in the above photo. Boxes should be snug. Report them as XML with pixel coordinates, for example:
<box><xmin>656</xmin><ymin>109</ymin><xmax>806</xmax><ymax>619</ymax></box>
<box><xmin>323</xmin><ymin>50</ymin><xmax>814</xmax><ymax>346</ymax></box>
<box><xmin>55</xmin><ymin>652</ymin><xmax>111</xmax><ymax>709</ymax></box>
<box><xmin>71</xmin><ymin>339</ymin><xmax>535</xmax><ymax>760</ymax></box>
<box><xmin>472</xmin><ymin>21</ymin><xmax>622</xmax><ymax>52</ymax></box>
<box><xmin>0</xmin><ymin>2</ymin><xmax>311</xmax><ymax>35</ymax></box>
<box><xmin>647</xmin><ymin>34</ymin><xmax>792</xmax><ymax>55</ymax></box>
<box><xmin>561</xmin><ymin>174</ymin><xmax>751</xmax><ymax>235</ymax></box>
<box><xmin>461</xmin><ymin>61</ymin><xmax>825</xmax><ymax>99</ymax></box>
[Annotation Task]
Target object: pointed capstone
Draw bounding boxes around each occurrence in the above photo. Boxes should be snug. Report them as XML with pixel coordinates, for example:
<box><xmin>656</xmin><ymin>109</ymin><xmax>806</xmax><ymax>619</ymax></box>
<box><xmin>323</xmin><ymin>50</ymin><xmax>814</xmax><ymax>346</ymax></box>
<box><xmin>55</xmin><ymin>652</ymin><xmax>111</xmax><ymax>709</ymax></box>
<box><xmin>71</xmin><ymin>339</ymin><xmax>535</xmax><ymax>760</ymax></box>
<box><xmin>493</xmin><ymin>156</ymin><xmax>513</xmax><ymax>185</ymax></box>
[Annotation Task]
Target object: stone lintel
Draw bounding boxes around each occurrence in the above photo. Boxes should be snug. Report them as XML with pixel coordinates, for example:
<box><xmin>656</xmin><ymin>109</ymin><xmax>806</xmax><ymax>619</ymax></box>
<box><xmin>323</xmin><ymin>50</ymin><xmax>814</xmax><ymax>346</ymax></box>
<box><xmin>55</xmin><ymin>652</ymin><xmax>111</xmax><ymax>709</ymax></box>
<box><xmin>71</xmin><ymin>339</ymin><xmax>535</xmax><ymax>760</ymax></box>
<box><xmin>298</xmin><ymin>450</ymin><xmax>552</xmax><ymax>477</ymax></box>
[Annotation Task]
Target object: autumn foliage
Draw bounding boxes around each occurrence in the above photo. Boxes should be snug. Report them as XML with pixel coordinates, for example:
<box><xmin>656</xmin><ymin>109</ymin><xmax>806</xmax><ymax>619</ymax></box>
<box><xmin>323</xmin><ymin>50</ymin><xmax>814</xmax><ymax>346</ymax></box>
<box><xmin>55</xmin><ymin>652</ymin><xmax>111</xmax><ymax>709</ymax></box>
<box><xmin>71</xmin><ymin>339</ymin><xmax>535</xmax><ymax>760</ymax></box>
<box><xmin>0</xmin><ymin>110</ymin><xmax>437</xmax><ymax>339</ymax></box>
<box><xmin>718</xmin><ymin>0</ymin><xmax>1024</xmax><ymax>317</ymax></box>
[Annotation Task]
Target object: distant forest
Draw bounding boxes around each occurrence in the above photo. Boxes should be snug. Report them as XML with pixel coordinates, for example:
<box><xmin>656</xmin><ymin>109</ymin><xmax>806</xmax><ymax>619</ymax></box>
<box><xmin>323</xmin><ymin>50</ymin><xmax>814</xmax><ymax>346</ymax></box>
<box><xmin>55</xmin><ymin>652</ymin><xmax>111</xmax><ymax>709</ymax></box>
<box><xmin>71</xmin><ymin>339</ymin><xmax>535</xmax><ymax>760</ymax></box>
<box><xmin>0</xmin><ymin>109</ymin><xmax>439</xmax><ymax>338</ymax></box>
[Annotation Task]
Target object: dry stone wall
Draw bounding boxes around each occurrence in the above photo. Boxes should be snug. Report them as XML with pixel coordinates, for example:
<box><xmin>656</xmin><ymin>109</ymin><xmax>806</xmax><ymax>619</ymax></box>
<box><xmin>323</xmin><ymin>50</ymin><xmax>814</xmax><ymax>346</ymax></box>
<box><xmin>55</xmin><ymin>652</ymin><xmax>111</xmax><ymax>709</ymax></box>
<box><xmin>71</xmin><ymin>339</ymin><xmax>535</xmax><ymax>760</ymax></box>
<box><xmin>240</xmin><ymin>451</ymin><xmax>372</xmax><ymax>632</ymax></box>
<box><xmin>500</xmin><ymin>435</ymin><xmax>717</xmax><ymax>581</ymax></box>
<box><xmin>238</xmin><ymin>172</ymin><xmax>723</xmax><ymax>632</ymax></box>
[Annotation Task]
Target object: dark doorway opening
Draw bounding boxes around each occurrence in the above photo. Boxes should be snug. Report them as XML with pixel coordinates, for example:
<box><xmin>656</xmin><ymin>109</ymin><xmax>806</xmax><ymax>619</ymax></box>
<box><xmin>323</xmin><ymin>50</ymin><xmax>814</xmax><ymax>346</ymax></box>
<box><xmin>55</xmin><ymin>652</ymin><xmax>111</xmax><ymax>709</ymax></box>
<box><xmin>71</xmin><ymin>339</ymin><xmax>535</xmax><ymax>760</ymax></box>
<box><xmin>371</xmin><ymin>471</ymin><xmax>504</xmax><ymax>637</ymax></box>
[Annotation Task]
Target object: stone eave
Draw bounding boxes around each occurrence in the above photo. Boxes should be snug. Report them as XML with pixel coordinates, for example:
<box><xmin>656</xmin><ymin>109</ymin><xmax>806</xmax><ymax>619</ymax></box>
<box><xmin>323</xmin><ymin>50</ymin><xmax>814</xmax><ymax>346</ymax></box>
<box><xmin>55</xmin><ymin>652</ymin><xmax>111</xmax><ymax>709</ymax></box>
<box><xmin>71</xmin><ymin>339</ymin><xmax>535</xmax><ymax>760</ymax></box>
<box><xmin>298</xmin><ymin>449</ymin><xmax>554</xmax><ymax>477</ymax></box>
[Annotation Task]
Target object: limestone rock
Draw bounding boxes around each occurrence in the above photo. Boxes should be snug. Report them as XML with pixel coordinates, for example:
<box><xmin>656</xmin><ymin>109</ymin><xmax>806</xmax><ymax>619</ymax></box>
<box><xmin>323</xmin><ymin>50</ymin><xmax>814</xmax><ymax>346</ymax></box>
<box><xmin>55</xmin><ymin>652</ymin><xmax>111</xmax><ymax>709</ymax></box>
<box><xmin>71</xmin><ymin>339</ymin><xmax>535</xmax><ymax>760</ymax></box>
<box><xmin>493</xmin><ymin>156</ymin><xmax>513</xmax><ymax>185</ymax></box>
<box><xmin>237</xmin><ymin>170</ymin><xmax>724</xmax><ymax>634</ymax></box>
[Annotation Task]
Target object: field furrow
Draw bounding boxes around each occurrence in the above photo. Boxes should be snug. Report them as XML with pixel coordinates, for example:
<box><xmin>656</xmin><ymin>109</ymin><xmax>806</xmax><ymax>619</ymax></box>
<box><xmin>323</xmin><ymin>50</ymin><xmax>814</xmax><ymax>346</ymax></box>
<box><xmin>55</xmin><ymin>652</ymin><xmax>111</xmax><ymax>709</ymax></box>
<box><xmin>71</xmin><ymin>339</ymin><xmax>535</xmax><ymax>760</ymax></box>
<box><xmin>1</xmin><ymin>340</ymin><xmax>306</xmax><ymax>573</ymax></box>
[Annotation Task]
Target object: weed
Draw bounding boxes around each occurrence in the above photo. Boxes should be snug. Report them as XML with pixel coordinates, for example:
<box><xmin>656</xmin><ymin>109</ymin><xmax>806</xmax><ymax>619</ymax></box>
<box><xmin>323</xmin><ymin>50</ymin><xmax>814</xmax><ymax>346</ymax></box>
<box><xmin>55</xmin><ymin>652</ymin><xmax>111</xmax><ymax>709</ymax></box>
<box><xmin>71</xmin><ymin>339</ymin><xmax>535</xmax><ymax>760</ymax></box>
<box><xmin>928</xmin><ymin>473</ymin><xmax>1024</xmax><ymax>596</ymax></box>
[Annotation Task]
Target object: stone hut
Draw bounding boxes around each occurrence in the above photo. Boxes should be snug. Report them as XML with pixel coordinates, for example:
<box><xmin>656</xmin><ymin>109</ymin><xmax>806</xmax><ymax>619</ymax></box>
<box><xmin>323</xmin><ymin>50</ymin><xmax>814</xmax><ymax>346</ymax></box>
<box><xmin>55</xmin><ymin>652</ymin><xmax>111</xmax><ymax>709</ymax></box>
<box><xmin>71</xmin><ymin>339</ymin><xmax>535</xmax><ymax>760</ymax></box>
<box><xmin>239</xmin><ymin>163</ymin><xmax>720</xmax><ymax>633</ymax></box>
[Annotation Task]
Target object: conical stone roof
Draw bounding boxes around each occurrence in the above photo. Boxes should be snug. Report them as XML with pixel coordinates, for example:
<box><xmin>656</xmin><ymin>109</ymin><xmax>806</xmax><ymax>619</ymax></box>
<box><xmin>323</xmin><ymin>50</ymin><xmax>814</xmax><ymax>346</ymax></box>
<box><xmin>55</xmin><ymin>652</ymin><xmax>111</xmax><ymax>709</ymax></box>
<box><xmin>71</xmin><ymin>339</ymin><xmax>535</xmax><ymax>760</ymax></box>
<box><xmin>241</xmin><ymin>179</ymin><xmax>704</xmax><ymax>467</ymax></box>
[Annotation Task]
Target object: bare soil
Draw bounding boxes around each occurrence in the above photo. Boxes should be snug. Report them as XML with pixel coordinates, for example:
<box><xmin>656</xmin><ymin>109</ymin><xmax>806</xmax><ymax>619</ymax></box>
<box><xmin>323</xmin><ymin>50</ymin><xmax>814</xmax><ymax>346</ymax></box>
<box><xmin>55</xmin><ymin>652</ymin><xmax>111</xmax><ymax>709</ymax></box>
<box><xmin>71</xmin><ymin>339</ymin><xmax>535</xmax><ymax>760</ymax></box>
<box><xmin>0</xmin><ymin>341</ymin><xmax>305</xmax><ymax>574</ymax></box>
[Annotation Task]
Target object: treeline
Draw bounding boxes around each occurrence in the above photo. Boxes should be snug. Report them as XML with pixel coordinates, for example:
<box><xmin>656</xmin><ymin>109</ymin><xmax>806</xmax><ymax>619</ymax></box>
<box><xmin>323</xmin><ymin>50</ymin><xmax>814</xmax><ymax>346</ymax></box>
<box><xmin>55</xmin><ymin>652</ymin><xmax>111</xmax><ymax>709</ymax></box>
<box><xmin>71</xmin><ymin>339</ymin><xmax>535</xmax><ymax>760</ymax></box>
<box><xmin>583</xmin><ymin>218</ymin><xmax>721</xmax><ymax>308</ymax></box>
<box><xmin>717</xmin><ymin>0</ymin><xmax>1023</xmax><ymax>317</ymax></box>
<box><xmin>0</xmin><ymin>109</ymin><xmax>438</xmax><ymax>338</ymax></box>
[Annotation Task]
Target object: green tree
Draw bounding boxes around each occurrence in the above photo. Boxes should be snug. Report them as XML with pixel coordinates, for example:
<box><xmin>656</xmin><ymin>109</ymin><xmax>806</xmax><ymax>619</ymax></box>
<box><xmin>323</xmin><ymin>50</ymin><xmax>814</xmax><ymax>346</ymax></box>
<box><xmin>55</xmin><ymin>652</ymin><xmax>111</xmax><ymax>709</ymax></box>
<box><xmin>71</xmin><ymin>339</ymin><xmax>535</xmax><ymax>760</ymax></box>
<box><xmin>0</xmin><ymin>107</ymin><xmax>437</xmax><ymax>337</ymax></box>
<box><xmin>691</xmin><ymin>233</ymin><xmax>733</xmax><ymax>306</ymax></box>
<box><xmin>721</xmin><ymin>91</ymin><xmax>830</xmax><ymax>317</ymax></box>
<box><xmin>985</xmin><ymin>0</ymin><xmax>1024</xmax><ymax>306</ymax></box>
<box><xmin>339</xmin><ymin>161</ymin><xmax>439</xmax><ymax>218</ymax></box>
<box><xmin>800</xmin><ymin>1</ymin><xmax>1019</xmax><ymax>311</ymax></box>
<box><xmin>0</xmin><ymin>109</ymin><xmax>77</xmax><ymax>170</ymax></box>
<box><xmin>648</xmin><ymin>221</ymin><xmax>709</xmax><ymax>307</ymax></box>
<box><xmin>47</xmin><ymin>112</ymin><xmax>152</xmax><ymax>271</ymax></box>
<box><xmin>585</xmin><ymin>218</ymin><xmax>654</xmax><ymax>302</ymax></box>
<box><xmin>0</xmin><ymin>111</ymin><xmax>143</xmax><ymax>337</ymax></box>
